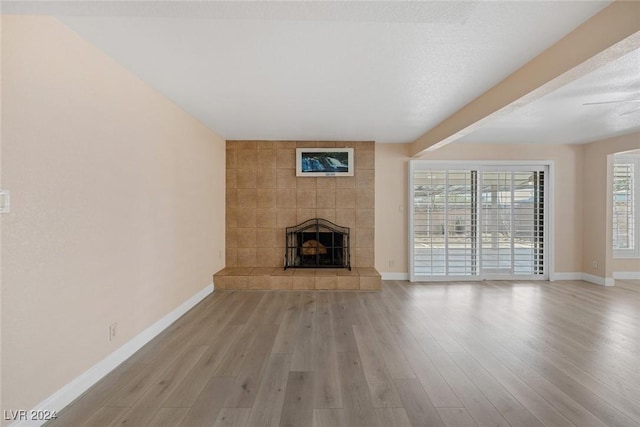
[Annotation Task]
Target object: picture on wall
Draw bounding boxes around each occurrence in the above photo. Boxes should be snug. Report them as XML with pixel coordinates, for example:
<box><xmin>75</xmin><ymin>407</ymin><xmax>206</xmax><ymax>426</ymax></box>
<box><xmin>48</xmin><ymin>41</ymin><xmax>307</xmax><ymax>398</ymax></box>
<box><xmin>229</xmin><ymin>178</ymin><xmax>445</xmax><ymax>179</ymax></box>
<box><xmin>296</xmin><ymin>148</ymin><xmax>354</xmax><ymax>177</ymax></box>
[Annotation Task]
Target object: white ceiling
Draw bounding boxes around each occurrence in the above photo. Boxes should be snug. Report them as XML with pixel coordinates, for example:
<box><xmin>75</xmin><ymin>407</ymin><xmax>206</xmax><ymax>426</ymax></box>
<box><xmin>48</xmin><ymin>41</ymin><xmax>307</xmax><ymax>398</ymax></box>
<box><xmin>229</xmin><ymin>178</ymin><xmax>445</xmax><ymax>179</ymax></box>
<box><xmin>459</xmin><ymin>47</ymin><xmax>640</xmax><ymax>145</ymax></box>
<box><xmin>5</xmin><ymin>0</ymin><xmax>633</xmax><ymax>145</ymax></box>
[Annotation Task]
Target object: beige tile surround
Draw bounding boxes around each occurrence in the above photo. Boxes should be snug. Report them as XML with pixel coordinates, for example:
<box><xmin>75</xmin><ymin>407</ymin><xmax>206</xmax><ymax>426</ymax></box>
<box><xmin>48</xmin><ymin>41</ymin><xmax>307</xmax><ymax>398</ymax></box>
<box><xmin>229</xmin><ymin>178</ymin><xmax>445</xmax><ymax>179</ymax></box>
<box><xmin>220</xmin><ymin>140</ymin><xmax>379</xmax><ymax>290</ymax></box>
<box><xmin>213</xmin><ymin>267</ymin><xmax>381</xmax><ymax>291</ymax></box>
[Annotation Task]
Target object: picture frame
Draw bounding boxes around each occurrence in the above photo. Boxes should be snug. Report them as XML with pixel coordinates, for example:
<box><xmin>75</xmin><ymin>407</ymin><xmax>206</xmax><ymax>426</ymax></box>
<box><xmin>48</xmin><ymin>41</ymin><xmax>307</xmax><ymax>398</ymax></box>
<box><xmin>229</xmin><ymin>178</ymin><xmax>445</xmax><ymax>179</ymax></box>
<box><xmin>296</xmin><ymin>148</ymin><xmax>354</xmax><ymax>177</ymax></box>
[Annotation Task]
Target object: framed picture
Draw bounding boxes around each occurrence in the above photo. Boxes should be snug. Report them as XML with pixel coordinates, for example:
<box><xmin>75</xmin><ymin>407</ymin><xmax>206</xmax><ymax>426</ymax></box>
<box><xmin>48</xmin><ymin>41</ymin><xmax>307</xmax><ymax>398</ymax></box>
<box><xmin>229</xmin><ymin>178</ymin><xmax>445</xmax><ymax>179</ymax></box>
<box><xmin>296</xmin><ymin>148</ymin><xmax>354</xmax><ymax>177</ymax></box>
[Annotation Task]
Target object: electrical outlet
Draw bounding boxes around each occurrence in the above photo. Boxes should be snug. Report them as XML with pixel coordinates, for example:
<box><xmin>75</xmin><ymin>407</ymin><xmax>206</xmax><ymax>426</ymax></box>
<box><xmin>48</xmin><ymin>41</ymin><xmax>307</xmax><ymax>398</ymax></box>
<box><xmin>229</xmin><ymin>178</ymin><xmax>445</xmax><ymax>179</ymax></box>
<box><xmin>592</xmin><ymin>261</ymin><xmax>598</xmax><ymax>269</ymax></box>
<box><xmin>0</xmin><ymin>190</ymin><xmax>10</xmax><ymax>214</ymax></box>
<box><xmin>109</xmin><ymin>323</ymin><xmax>118</xmax><ymax>341</ymax></box>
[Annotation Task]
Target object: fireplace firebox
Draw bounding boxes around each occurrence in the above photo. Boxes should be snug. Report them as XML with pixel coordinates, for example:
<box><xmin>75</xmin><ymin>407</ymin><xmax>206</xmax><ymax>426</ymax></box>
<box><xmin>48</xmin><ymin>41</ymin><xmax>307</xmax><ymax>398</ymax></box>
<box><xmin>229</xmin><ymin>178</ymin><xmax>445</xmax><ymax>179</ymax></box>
<box><xmin>285</xmin><ymin>218</ymin><xmax>351</xmax><ymax>270</ymax></box>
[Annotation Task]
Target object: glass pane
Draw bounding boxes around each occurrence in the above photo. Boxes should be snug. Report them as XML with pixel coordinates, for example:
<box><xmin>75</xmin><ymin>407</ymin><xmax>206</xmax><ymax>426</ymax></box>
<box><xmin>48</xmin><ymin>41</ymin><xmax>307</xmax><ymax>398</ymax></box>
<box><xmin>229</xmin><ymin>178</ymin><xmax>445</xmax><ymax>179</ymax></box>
<box><xmin>414</xmin><ymin>170</ymin><xmax>446</xmax><ymax>275</ymax></box>
<box><xmin>613</xmin><ymin>163</ymin><xmax>634</xmax><ymax>250</ymax></box>
<box><xmin>413</xmin><ymin>170</ymin><xmax>475</xmax><ymax>276</ymax></box>
<box><xmin>481</xmin><ymin>170</ymin><xmax>544</xmax><ymax>276</ymax></box>
<box><xmin>446</xmin><ymin>170</ymin><xmax>475</xmax><ymax>275</ymax></box>
<box><xmin>481</xmin><ymin>171</ymin><xmax>513</xmax><ymax>274</ymax></box>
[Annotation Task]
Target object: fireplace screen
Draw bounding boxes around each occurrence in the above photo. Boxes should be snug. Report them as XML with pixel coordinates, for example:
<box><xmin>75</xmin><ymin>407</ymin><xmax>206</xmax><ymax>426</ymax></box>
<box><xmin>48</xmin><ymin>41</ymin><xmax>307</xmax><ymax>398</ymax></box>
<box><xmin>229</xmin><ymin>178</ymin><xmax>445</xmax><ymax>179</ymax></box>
<box><xmin>284</xmin><ymin>218</ymin><xmax>351</xmax><ymax>269</ymax></box>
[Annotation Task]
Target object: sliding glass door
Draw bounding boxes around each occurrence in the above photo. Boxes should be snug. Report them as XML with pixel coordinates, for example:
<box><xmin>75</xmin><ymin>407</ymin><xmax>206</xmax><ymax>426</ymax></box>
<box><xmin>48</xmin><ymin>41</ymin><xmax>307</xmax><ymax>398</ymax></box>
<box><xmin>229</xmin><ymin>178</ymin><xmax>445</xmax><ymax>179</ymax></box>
<box><xmin>409</xmin><ymin>162</ymin><xmax>548</xmax><ymax>281</ymax></box>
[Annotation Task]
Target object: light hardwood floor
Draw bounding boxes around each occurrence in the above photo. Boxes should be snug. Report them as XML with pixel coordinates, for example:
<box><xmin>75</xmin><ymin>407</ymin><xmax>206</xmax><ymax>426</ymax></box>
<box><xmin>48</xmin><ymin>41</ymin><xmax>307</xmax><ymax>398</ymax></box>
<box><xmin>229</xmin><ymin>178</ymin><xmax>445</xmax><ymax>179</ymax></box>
<box><xmin>48</xmin><ymin>279</ymin><xmax>640</xmax><ymax>427</ymax></box>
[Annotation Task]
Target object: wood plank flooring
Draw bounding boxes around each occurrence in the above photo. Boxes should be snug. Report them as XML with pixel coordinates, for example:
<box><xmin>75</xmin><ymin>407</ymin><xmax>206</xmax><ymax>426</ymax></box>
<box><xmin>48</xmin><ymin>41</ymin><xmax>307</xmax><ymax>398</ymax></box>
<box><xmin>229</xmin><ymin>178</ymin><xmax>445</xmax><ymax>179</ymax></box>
<box><xmin>47</xmin><ymin>279</ymin><xmax>640</xmax><ymax>427</ymax></box>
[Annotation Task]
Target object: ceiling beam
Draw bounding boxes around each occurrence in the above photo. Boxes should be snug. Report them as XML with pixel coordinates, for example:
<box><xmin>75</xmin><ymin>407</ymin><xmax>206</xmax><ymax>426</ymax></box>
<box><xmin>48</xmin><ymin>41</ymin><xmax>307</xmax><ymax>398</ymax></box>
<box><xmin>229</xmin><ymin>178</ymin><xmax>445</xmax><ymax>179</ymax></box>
<box><xmin>410</xmin><ymin>0</ymin><xmax>640</xmax><ymax>157</ymax></box>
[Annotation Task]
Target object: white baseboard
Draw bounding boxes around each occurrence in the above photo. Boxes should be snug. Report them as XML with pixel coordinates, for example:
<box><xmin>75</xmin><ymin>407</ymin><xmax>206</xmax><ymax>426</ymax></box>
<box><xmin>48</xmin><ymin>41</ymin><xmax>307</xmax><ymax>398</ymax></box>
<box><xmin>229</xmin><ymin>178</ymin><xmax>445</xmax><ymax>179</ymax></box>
<box><xmin>581</xmin><ymin>273</ymin><xmax>615</xmax><ymax>287</ymax></box>
<box><xmin>549</xmin><ymin>272</ymin><xmax>582</xmax><ymax>281</ymax></box>
<box><xmin>613</xmin><ymin>271</ymin><xmax>640</xmax><ymax>280</ymax></box>
<box><xmin>410</xmin><ymin>276</ymin><xmax>483</xmax><ymax>282</ymax></box>
<box><xmin>10</xmin><ymin>283</ymin><xmax>214</xmax><ymax>427</ymax></box>
<box><xmin>549</xmin><ymin>272</ymin><xmax>616</xmax><ymax>287</ymax></box>
<box><xmin>381</xmin><ymin>272</ymin><xmax>409</xmax><ymax>281</ymax></box>
<box><xmin>402</xmin><ymin>272</ymin><xmax>616</xmax><ymax>286</ymax></box>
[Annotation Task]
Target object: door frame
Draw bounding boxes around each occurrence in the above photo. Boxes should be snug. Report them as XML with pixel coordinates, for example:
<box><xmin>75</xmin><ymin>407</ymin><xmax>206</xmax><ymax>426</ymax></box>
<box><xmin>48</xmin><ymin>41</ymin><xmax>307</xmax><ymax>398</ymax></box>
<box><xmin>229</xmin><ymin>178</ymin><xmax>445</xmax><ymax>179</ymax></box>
<box><xmin>408</xmin><ymin>160</ymin><xmax>555</xmax><ymax>282</ymax></box>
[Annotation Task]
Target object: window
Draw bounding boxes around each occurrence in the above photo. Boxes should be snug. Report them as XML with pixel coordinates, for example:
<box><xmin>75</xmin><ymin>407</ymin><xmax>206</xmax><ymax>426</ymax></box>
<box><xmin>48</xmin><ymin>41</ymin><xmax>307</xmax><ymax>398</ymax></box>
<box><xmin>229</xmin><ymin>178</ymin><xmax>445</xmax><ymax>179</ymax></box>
<box><xmin>613</xmin><ymin>155</ymin><xmax>640</xmax><ymax>258</ymax></box>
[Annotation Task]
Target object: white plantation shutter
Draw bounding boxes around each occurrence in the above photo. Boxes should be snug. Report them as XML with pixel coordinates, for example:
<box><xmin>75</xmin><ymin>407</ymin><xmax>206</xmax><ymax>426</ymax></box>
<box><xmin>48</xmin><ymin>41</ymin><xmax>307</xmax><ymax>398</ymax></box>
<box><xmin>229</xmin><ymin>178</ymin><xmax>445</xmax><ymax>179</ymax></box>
<box><xmin>413</xmin><ymin>170</ymin><xmax>475</xmax><ymax>276</ymax></box>
<box><xmin>410</xmin><ymin>162</ymin><xmax>547</xmax><ymax>281</ymax></box>
<box><xmin>613</xmin><ymin>157</ymin><xmax>639</xmax><ymax>258</ymax></box>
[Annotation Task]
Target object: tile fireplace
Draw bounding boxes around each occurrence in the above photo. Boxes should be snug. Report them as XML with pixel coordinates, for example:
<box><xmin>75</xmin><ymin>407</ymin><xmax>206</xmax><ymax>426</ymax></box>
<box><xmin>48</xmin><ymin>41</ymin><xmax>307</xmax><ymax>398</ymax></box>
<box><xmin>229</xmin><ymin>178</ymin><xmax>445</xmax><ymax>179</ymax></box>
<box><xmin>218</xmin><ymin>140</ymin><xmax>379</xmax><ymax>290</ymax></box>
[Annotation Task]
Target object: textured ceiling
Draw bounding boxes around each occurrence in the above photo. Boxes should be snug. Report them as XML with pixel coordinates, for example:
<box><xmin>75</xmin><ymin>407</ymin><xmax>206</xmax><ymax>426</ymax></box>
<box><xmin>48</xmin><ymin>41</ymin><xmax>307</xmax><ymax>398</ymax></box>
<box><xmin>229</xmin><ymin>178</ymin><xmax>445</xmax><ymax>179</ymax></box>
<box><xmin>3</xmin><ymin>1</ymin><xmax>619</xmax><ymax>144</ymax></box>
<box><xmin>459</xmin><ymin>47</ymin><xmax>640</xmax><ymax>145</ymax></box>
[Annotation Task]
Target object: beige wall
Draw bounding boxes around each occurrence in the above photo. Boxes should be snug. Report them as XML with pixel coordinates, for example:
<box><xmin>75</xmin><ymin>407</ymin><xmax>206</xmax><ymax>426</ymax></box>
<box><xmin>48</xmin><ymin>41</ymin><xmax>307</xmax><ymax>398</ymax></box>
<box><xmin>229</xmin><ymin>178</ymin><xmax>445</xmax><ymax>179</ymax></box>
<box><xmin>226</xmin><ymin>140</ymin><xmax>375</xmax><ymax>269</ymax></box>
<box><xmin>583</xmin><ymin>133</ymin><xmax>640</xmax><ymax>277</ymax></box>
<box><xmin>374</xmin><ymin>143</ymin><xmax>410</xmax><ymax>273</ymax></box>
<box><xmin>613</xmin><ymin>258</ymin><xmax>639</xmax><ymax>273</ymax></box>
<box><xmin>1</xmin><ymin>16</ymin><xmax>225</xmax><ymax>417</ymax></box>
<box><xmin>375</xmin><ymin>142</ymin><xmax>584</xmax><ymax>275</ymax></box>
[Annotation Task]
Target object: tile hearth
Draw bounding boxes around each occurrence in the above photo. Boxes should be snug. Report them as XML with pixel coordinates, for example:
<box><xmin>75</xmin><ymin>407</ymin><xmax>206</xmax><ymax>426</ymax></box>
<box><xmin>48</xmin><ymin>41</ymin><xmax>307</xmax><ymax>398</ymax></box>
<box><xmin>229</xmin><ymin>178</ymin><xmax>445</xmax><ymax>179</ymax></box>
<box><xmin>213</xmin><ymin>267</ymin><xmax>381</xmax><ymax>291</ymax></box>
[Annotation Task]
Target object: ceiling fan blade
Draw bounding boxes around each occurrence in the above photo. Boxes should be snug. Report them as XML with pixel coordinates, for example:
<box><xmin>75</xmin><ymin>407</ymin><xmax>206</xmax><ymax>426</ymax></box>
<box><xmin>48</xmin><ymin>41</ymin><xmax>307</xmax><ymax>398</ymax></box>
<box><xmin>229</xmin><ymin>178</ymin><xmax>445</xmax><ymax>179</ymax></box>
<box><xmin>620</xmin><ymin>106</ymin><xmax>640</xmax><ymax>116</ymax></box>
<box><xmin>583</xmin><ymin>99</ymin><xmax>640</xmax><ymax>106</ymax></box>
